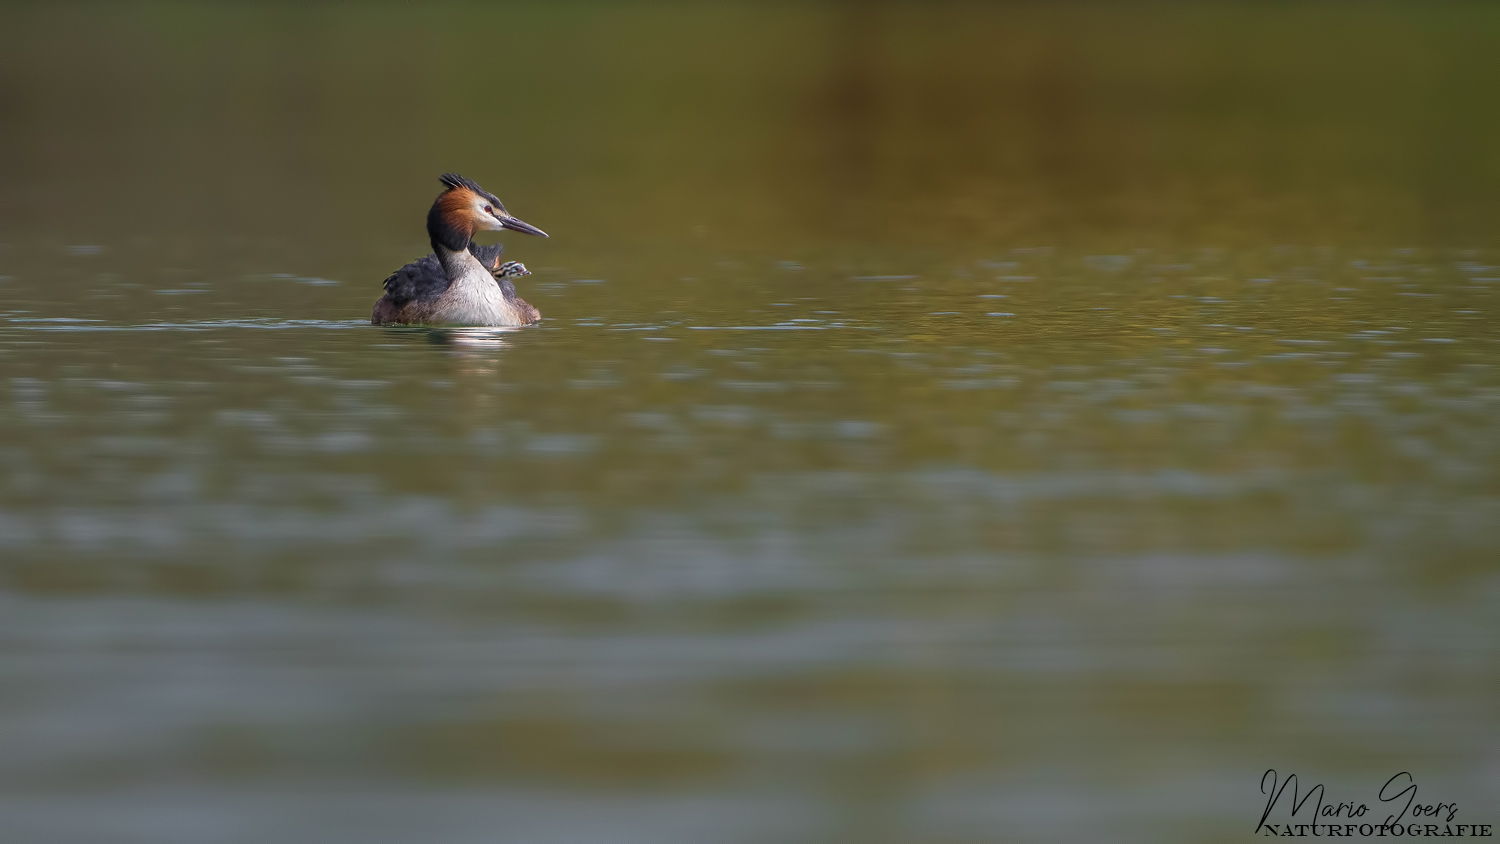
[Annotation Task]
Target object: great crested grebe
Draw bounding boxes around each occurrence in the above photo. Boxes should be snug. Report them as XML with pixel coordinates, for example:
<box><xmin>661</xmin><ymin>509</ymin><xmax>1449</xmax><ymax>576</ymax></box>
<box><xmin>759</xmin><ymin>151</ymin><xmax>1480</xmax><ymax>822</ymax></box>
<box><xmin>371</xmin><ymin>173</ymin><xmax>548</xmax><ymax>326</ymax></box>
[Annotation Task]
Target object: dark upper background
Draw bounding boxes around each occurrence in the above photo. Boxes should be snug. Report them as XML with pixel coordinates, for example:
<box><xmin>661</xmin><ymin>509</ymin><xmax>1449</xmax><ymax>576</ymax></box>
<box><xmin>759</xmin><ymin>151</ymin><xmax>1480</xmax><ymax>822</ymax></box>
<box><xmin>5</xmin><ymin>1</ymin><xmax>1500</xmax><ymax>269</ymax></box>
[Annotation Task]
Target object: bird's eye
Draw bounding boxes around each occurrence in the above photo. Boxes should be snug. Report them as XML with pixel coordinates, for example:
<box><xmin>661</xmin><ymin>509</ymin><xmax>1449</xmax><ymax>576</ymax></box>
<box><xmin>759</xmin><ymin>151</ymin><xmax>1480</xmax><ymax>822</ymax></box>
<box><xmin>483</xmin><ymin>205</ymin><xmax>493</xmax><ymax>214</ymax></box>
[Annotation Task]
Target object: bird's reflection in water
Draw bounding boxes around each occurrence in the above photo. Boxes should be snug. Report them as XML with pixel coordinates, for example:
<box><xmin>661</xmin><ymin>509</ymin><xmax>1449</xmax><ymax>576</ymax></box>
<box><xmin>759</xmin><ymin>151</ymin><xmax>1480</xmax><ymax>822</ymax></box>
<box><xmin>389</xmin><ymin>324</ymin><xmax>529</xmax><ymax>352</ymax></box>
<box><xmin>425</xmin><ymin>327</ymin><xmax>534</xmax><ymax>402</ymax></box>
<box><xmin>376</xmin><ymin>324</ymin><xmax>530</xmax><ymax>387</ymax></box>
<box><xmin>447</xmin><ymin>329</ymin><xmax>515</xmax><ymax>388</ymax></box>
<box><xmin>443</xmin><ymin>326</ymin><xmax>526</xmax><ymax>351</ymax></box>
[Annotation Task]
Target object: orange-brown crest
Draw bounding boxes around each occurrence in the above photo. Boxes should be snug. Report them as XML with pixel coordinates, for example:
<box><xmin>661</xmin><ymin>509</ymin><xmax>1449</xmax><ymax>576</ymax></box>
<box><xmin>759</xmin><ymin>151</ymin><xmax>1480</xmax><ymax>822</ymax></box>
<box><xmin>436</xmin><ymin>187</ymin><xmax>484</xmax><ymax>234</ymax></box>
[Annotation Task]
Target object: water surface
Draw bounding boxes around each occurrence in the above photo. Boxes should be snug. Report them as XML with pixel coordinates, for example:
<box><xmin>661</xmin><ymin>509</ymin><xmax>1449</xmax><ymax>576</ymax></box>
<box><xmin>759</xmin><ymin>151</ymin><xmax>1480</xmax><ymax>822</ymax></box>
<box><xmin>2</xmin><ymin>3</ymin><xmax>1498</xmax><ymax>842</ymax></box>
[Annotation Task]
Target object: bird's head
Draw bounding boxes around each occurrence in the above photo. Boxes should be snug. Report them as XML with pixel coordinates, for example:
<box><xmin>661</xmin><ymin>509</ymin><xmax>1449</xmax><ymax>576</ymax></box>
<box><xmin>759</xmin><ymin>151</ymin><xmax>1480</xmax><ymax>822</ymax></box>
<box><xmin>428</xmin><ymin>173</ymin><xmax>548</xmax><ymax>252</ymax></box>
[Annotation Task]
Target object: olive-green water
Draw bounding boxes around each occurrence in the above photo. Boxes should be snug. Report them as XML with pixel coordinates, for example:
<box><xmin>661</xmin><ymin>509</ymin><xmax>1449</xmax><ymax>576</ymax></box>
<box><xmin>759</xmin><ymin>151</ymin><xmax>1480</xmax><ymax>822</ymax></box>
<box><xmin>2</xmin><ymin>3</ymin><xmax>1498</xmax><ymax>842</ymax></box>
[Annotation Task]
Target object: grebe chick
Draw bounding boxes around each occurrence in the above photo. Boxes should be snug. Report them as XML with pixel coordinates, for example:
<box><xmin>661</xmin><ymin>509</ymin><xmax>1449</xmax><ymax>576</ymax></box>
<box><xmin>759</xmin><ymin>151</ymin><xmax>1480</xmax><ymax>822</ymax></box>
<box><xmin>372</xmin><ymin>174</ymin><xmax>548</xmax><ymax>326</ymax></box>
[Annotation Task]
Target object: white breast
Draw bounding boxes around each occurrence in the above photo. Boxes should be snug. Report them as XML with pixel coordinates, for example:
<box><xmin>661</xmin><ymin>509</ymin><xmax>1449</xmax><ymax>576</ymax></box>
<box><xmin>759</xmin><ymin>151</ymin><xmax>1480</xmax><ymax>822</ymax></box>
<box><xmin>436</xmin><ymin>253</ymin><xmax>525</xmax><ymax>326</ymax></box>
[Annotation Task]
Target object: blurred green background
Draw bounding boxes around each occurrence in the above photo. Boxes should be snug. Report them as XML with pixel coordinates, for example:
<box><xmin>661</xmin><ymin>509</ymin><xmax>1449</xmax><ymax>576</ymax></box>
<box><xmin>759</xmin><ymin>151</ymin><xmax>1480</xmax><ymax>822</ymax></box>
<box><xmin>8</xmin><ymin>1</ymin><xmax>1500</xmax><ymax>255</ymax></box>
<box><xmin>1</xmin><ymin>3</ymin><xmax>1497</xmax><ymax>843</ymax></box>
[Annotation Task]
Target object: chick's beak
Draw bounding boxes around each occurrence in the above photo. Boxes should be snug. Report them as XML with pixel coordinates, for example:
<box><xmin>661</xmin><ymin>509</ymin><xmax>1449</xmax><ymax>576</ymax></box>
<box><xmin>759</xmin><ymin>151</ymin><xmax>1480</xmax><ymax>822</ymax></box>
<box><xmin>498</xmin><ymin>214</ymin><xmax>548</xmax><ymax>237</ymax></box>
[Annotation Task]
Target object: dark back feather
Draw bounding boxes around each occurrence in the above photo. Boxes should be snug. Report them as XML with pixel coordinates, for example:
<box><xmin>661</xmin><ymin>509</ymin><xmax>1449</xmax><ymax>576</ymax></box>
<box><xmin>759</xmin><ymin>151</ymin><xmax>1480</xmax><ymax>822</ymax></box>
<box><xmin>469</xmin><ymin>243</ymin><xmax>506</xmax><ymax>271</ymax></box>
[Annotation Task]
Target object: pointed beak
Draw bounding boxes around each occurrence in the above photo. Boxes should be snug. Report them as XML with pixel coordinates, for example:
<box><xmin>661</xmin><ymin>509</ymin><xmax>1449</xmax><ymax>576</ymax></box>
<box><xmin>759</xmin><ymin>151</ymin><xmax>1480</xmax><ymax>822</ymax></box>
<box><xmin>498</xmin><ymin>215</ymin><xmax>548</xmax><ymax>237</ymax></box>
